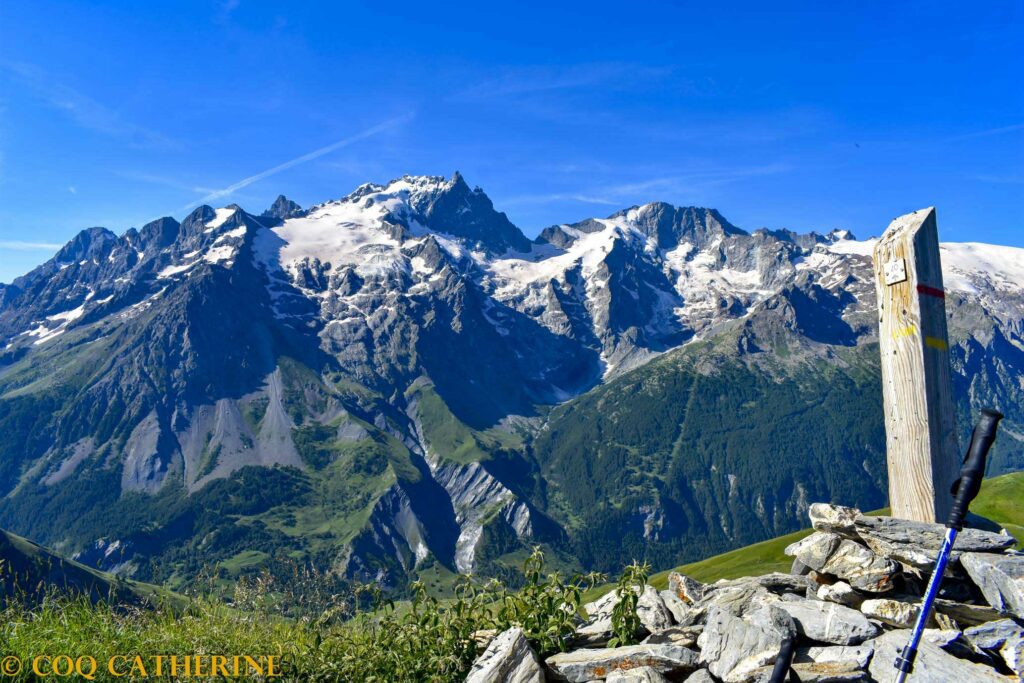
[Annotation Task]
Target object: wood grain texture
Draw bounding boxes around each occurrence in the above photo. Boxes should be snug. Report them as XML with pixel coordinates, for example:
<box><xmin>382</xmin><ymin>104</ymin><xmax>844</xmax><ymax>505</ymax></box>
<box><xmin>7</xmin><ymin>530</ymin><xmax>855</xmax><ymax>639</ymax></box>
<box><xmin>873</xmin><ymin>207</ymin><xmax>959</xmax><ymax>522</ymax></box>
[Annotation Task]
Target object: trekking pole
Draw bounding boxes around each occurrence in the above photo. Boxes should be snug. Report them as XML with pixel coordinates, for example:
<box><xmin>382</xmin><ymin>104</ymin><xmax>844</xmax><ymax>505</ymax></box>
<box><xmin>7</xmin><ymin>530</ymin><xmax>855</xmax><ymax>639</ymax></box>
<box><xmin>768</xmin><ymin>636</ymin><xmax>795</xmax><ymax>683</ymax></box>
<box><xmin>893</xmin><ymin>408</ymin><xmax>1003</xmax><ymax>683</ymax></box>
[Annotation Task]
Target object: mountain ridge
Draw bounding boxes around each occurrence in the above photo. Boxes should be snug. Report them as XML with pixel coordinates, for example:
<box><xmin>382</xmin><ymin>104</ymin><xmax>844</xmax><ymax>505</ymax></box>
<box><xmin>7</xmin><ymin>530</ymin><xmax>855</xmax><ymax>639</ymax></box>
<box><xmin>1</xmin><ymin>172</ymin><xmax>1021</xmax><ymax>591</ymax></box>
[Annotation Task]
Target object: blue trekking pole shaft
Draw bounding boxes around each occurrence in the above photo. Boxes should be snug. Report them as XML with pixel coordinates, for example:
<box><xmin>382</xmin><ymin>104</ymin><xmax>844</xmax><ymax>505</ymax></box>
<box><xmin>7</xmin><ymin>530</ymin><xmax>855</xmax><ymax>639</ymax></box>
<box><xmin>893</xmin><ymin>408</ymin><xmax>1003</xmax><ymax>683</ymax></box>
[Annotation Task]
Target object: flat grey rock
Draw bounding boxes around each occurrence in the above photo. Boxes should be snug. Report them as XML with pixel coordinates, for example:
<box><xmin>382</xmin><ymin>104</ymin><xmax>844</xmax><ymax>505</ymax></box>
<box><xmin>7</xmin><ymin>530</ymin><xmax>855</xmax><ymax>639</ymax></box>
<box><xmin>643</xmin><ymin>624</ymin><xmax>703</xmax><ymax>648</ymax></box>
<box><xmin>659</xmin><ymin>589</ymin><xmax>692</xmax><ymax>624</ymax></box>
<box><xmin>716</xmin><ymin>572</ymin><xmax>816</xmax><ymax>596</ymax></box>
<box><xmin>748</xmin><ymin>661</ymin><xmax>868</xmax><ymax>682</ymax></box>
<box><xmin>817</xmin><ymin>581</ymin><xmax>865</xmax><ymax>608</ymax></box>
<box><xmin>545</xmin><ymin>644</ymin><xmax>699</xmax><ymax>683</ymax></box>
<box><xmin>1000</xmin><ymin>634</ymin><xmax>1024</xmax><ymax>677</ymax></box>
<box><xmin>853</xmin><ymin>516</ymin><xmax>1016</xmax><ymax>570</ymax></box>
<box><xmin>964</xmin><ymin>619</ymin><xmax>1024</xmax><ymax>676</ymax></box>
<box><xmin>697</xmin><ymin>603</ymin><xmax>795</xmax><ymax>682</ymax></box>
<box><xmin>964</xmin><ymin>618</ymin><xmax>1024</xmax><ymax>650</ymax></box>
<box><xmin>786</xmin><ymin>533</ymin><xmax>897</xmax><ymax>593</ymax></box>
<box><xmin>694</xmin><ymin>583</ymin><xmax>782</xmax><ymax>627</ymax></box>
<box><xmin>797</xmin><ymin>643</ymin><xmax>873</xmax><ymax>669</ymax></box>
<box><xmin>867</xmin><ymin>629</ymin><xmax>1008</xmax><ymax>682</ymax></box>
<box><xmin>465</xmin><ymin>627</ymin><xmax>544</xmax><ymax>683</ymax></box>
<box><xmin>605</xmin><ymin>665</ymin><xmax>670</xmax><ymax>682</ymax></box>
<box><xmin>923</xmin><ymin>628</ymin><xmax>993</xmax><ymax>665</ymax></box>
<box><xmin>682</xmin><ymin>671</ymin><xmax>716</xmax><ymax>683</ymax></box>
<box><xmin>786</xmin><ymin>532</ymin><xmax>843</xmax><ymax>571</ymax></box>
<box><xmin>961</xmin><ymin>552</ymin><xmax>1024</xmax><ymax>618</ymax></box>
<box><xmin>809</xmin><ymin>503</ymin><xmax>861</xmax><ymax>537</ymax></box>
<box><xmin>668</xmin><ymin>572</ymin><xmax>707</xmax><ymax>604</ymax></box>
<box><xmin>860</xmin><ymin>595</ymin><xmax>1001</xmax><ymax>629</ymax></box>
<box><xmin>860</xmin><ymin>598</ymin><xmax>922</xmax><ymax>628</ymax></box>
<box><xmin>931</xmin><ymin>597</ymin><xmax>1004</xmax><ymax>627</ymax></box>
<box><xmin>776</xmin><ymin>594</ymin><xmax>879</xmax><ymax>644</ymax></box>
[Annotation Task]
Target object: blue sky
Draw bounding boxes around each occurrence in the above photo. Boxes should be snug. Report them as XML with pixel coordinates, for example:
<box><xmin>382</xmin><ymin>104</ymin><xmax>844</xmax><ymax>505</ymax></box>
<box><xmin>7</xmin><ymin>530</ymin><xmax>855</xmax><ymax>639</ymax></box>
<box><xmin>1</xmin><ymin>1</ymin><xmax>1021</xmax><ymax>283</ymax></box>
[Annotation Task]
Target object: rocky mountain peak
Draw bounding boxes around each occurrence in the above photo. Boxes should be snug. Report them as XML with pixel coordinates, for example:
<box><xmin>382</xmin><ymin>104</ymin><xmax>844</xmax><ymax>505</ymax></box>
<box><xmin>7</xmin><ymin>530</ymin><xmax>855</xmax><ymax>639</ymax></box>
<box><xmin>315</xmin><ymin>173</ymin><xmax>531</xmax><ymax>255</ymax></box>
<box><xmin>408</xmin><ymin>172</ymin><xmax>531</xmax><ymax>254</ymax></box>
<box><xmin>139</xmin><ymin>217</ymin><xmax>181</xmax><ymax>251</ymax></box>
<box><xmin>53</xmin><ymin>226</ymin><xmax>118</xmax><ymax>265</ymax></box>
<box><xmin>262</xmin><ymin>195</ymin><xmax>305</xmax><ymax>222</ymax></box>
<box><xmin>612</xmin><ymin>203</ymin><xmax>746</xmax><ymax>250</ymax></box>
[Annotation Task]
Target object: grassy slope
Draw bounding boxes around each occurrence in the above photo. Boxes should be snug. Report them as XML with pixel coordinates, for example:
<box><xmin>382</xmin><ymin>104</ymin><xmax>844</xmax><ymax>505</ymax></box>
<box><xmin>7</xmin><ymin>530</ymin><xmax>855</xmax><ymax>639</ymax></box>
<box><xmin>648</xmin><ymin>472</ymin><xmax>1024</xmax><ymax>589</ymax></box>
<box><xmin>969</xmin><ymin>472</ymin><xmax>1024</xmax><ymax>544</ymax></box>
<box><xmin>0</xmin><ymin>528</ymin><xmax>179</xmax><ymax>606</ymax></box>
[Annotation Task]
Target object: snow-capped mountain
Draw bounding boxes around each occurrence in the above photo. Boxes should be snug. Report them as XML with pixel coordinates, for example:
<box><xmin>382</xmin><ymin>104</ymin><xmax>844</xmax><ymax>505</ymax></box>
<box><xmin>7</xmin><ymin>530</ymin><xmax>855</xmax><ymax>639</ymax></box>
<box><xmin>1</xmin><ymin>173</ymin><xmax>1021</xmax><ymax>585</ymax></box>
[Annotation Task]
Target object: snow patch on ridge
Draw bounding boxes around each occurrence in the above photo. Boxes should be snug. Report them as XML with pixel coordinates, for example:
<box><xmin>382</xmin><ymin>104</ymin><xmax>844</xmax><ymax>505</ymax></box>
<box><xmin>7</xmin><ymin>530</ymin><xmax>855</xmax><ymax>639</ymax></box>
<box><xmin>204</xmin><ymin>208</ymin><xmax>237</xmax><ymax>232</ymax></box>
<box><xmin>940</xmin><ymin>242</ymin><xmax>1024</xmax><ymax>294</ymax></box>
<box><xmin>826</xmin><ymin>235</ymin><xmax>1024</xmax><ymax>294</ymax></box>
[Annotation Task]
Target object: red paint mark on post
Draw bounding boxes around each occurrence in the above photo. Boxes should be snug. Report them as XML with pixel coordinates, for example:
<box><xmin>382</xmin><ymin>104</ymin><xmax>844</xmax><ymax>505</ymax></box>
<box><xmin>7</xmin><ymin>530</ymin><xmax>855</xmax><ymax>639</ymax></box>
<box><xmin>917</xmin><ymin>284</ymin><xmax>945</xmax><ymax>299</ymax></box>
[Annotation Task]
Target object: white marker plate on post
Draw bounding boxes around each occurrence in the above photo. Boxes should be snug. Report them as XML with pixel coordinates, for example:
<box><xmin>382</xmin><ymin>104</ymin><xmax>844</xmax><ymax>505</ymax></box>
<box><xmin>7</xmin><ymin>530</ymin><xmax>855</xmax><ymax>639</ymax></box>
<box><xmin>884</xmin><ymin>258</ymin><xmax>907</xmax><ymax>285</ymax></box>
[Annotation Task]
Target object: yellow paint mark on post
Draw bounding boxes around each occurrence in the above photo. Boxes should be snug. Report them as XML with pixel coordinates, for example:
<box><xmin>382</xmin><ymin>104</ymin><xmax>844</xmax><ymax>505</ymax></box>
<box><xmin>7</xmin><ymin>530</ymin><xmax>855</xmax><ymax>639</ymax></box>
<box><xmin>892</xmin><ymin>324</ymin><xmax>918</xmax><ymax>341</ymax></box>
<box><xmin>924</xmin><ymin>336</ymin><xmax>948</xmax><ymax>351</ymax></box>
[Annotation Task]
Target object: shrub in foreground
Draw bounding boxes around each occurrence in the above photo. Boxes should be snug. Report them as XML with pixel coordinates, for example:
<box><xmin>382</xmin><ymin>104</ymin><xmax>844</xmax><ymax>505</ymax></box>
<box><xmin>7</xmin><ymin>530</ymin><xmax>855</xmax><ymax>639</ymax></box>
<box><xmin>0</xmin><ymin>550</ymin><xmax>654</xmax><ymax>682</ymax></box>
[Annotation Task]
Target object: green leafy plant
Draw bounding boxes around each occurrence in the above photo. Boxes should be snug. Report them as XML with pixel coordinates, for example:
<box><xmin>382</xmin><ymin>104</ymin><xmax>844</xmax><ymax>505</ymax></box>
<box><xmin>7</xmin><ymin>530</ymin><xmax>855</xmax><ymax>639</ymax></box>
<box><xmin>608</xmin><ymin>559</ymin><xmax>651</xmax><ymax>647</ymax></box>
<box><xmin>493</xmin><ymin>547</ymin><xmax>604</xmax><ymax>656</ymax></box>
<box><xmin>0</xmin><ymin>551</ymin><xmax>614</xmax><ymax>682</ymax></box>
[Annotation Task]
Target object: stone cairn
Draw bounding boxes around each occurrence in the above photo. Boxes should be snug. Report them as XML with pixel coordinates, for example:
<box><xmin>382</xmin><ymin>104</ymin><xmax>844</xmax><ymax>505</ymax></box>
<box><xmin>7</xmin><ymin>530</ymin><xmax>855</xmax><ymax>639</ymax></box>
<box><xmin>464</xmin><ymin>503</ymin><xmax>1024</xmax><ymax>682</ymax></box>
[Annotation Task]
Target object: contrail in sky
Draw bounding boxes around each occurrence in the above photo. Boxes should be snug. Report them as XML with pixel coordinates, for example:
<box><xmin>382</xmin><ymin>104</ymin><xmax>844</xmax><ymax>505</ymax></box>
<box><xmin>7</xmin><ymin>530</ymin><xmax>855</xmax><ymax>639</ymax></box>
<box><xmin>183</xmin><ymin>112</ymin><xmax>415</xmax><ymax>210</ymax></box>
<box><xmin>0</xmin><ymin>241</ymin><xmax>64</xmax><ymax>250</ymax></box>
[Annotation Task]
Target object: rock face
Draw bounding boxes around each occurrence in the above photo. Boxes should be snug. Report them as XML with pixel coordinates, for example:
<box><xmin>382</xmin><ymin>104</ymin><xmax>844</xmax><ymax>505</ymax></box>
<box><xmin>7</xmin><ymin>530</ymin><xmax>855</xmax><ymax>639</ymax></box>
<box><xmin>860</xmin><ymin>598</ymin><xmax>920</xmax><ymax>628</ymax></box>
<box><xmin>853</xmin><ymin>515</ymin><xmax>1016</xmax><ymax>569</ymax></box>
<box><xmin>682</xmin><ymin>672</ymin><xmax>715</xmax><ymax>683</ymax></box>
<box><xmin>2</xmin><ymin>169</ymin><xmax>1023</xmax><ymax>589</ymax></box>
<box><xmin>798</xmin><ymin>643</ymin><xmax>874</xmax><ymax>669</ymax></box>
<box><xmin>785</xmin><ymin>533</ymin><xmax>898</xmax><ymax>592</ymax></box>
<box><xmin>867</xmin><ymin>629</ymin><xmax>1008</xmax><ymax>683</ymax></box>
<box><xmin>465</xmin><ymin>627</ymin><xmax>544</xmax><ymax>683</ymax></box>
<box><xmin>774</xmin><ymin>595</ymin><xmax>879</xmax><ymax>644</ymax></box>
<box><xmin>643</xmin><ymin>625</ymin><xmax>703</xmax><ymax>648</ymax></box>
<box><xmin>960</xmin><ymin>552</ymin><xmax>1024</xmax><ymax>616</ymax></box>
<box><xmin>659</xmin><ymin>589</ymin><xmax>691</xmax><ymax>624</ymax></box>
<box><xmin>965</xmin><ymin>619</ymin><xmax>1024</xmax><ymax>676</ymax></box>
<box><xmin>545</xmin><ymin>644</ymin><xmax>699</xmax><ymax>682</ymax></box>
<box><xmin>817</xmin><ymin>581</ymin><xmax>864</xmax><ymax>608</ymax></box>
<box><xmin>808</xmin><ymin>503</ymin><xmax>860</xmax><ymax>537</ymax></box>
<box><xmin>604</xmin><ymin>666</ymin><xmax>670</xmax><ymax>682</ymax></box>
<box><xmin>667</xmin><ymin>572</ymin><xmax>707</xmax><ymax>604</ymax></box>
<box><xmin>697</xmin><ymin>603</ymin><xmax>795</xmax><ymax>682</ymax></box>
<box><xmin>923</xmin><ymin>628</ymin><xmax>996</xmax><ymax>665</ymax></box>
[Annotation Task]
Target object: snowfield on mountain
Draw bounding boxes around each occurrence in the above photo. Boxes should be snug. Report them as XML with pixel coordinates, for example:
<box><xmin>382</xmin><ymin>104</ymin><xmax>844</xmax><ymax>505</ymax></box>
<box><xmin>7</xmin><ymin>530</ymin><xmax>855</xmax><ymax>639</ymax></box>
<box><xmin>1</xmin><ymin>173</ymin><xmax>1021</xmax><ymax>589</ymax></box>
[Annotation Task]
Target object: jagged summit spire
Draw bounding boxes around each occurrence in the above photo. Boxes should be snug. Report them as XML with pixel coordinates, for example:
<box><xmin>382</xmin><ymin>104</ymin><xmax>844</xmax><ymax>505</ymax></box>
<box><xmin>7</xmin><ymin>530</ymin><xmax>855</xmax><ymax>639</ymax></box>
<box><xmin>263</xmin><ymin>195</ymin><xmax>304</xmax><ymax>221</ymax></box>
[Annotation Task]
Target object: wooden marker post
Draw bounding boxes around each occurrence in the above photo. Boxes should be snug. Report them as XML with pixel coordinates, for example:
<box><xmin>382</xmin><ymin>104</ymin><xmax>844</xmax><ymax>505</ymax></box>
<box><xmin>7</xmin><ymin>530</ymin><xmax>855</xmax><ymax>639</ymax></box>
<box><xmin>873</xmin><ymin>207</ymin><xmax>959</xmax><ymax>523</ymax></box>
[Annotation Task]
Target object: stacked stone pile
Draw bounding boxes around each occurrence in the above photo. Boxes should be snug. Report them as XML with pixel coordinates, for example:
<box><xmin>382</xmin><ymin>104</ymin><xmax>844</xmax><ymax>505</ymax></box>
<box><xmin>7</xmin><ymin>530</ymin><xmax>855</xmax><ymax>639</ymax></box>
<box><xmin>465</xmin><ymin>503</ymin><xmax>1024</xmax><ymax>682</ymax></box>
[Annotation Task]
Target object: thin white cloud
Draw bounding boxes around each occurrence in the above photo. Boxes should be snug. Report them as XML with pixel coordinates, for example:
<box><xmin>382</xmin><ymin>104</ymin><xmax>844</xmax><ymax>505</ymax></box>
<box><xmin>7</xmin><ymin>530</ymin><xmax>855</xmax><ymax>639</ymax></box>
<box><xmin>115</xmin><ymin>170</ymin><xmax>217</xmax><ymax>194</ymax></box>
<box><xmin>183</xmin><ymin>113</ymin><xmax>414</xmax><ymax>209</ymax></box>
<box><xmin>971</xmin><ymin>173</ymin><xmax>1024</xmax><ymax>185</ymax></box>
<box><xmin>504</xmin><ymin>164</ymin><xmax>793</xmax><ymax>208</ymax></box>
<box><xmin>453</xmin><ymin>63</ymin><xmax>673</xmax><ymax>102</ymax></box>
<box><xmin>68</xmin><ymin>186</ymin><xmax>77</xmax><ymax>194</ymax></box>
<box><xmin>2</xmin><ymin>61</ymin><xmax>177</xmax><ymax>149</ymax></box>
<box><xmin>0</xmin><ymin>241</ymin><xmax>64</xmax><ymax>250</ymax></box>
<box><xmin>944</xmin><ymin>122</ymin><xmax>1024</xmax><ymax>142</ymax></box>
<box><xmin>502</xmin><ymin>193</ymin><xmax>620</xmax><ymax>207</ymax></box>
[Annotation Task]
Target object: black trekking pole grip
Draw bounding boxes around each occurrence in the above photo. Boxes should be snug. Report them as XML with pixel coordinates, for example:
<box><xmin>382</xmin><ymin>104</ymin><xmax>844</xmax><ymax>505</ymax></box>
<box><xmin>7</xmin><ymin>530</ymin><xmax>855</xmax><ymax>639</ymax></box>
<box><xmin>768</xmin><ymin>636</ymin><xmax>795</xmax><ymax>683</ymax></box>
<box><xmin>947</xmin><ymin>408</ymin><xmax>1003</xmax><ymax>530</ymax></box>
